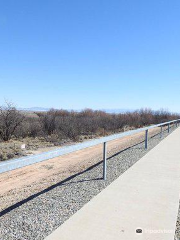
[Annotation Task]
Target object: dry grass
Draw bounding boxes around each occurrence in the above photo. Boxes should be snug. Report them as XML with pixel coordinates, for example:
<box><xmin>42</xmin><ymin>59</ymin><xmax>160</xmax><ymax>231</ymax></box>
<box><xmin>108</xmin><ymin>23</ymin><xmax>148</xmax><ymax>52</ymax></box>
<box><xmin>0</xmin><ymin>137</ymin><xmax>55</xmax><ymax>161</ymax></box>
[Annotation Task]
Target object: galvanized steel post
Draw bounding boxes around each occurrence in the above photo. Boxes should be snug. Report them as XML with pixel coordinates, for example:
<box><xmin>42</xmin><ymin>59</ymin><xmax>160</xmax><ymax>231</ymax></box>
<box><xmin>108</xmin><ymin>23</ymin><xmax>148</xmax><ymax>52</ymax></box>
<box><xmin>160</xmin><ymin>126</ymin><xmax>163</xmax><ymax>138</ymax></box>
<box><xmin>168</xmin><ymin>124</ymin><xmax>170</xmax><ymax>133</ymax></box>
<box><xmin>177</xmin><ymin>121</ymin><xmax>178</xmax><ymax>126</ymax></box>
<box><xmin>145</xmin><ymin>130</ymin><xmax>148</xmax><ymax>149</ymax></box>
<box><xmin>103</xmin><ymin>142</ymin><xmax>107</xmax><ymax>180</ymax></box>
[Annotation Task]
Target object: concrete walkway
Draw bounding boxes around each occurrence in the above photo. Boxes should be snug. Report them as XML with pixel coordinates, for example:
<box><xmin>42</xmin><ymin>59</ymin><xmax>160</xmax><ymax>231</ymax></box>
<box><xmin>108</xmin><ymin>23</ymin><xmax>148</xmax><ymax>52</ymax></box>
<box><xmin>45</xmin><ymin>128</ymin><xmax>180</xmax><ymax>240</ymax></box>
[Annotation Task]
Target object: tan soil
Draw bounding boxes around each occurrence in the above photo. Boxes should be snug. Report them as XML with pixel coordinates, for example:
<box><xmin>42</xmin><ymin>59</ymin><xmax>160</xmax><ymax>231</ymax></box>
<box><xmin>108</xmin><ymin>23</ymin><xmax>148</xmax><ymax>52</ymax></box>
<box><xmin>0</xmin><ymin>127</ymin><xmax>162</xmax><ymax>211</ymax></box>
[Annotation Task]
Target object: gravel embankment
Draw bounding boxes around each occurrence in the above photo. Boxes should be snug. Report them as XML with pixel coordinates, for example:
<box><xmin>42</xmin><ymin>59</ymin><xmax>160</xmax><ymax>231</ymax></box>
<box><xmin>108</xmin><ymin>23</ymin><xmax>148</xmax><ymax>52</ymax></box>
<box><xmin>0</xmin><ymin>126</ymin><xmax>177</xmax><ymax>240</ymax></box>
<box><xmin>175</xmin><ymin>203</ymin><xmax>180</xmax><ymax>239</ymax></box>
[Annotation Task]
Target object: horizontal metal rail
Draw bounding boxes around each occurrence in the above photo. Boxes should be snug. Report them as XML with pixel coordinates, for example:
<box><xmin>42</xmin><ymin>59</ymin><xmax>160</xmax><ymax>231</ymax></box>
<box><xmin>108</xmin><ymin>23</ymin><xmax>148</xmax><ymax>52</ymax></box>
<box><xmin>0</xmin><ymin>119</ymin><xmax>179</xmax><ymax>175</ymax></box>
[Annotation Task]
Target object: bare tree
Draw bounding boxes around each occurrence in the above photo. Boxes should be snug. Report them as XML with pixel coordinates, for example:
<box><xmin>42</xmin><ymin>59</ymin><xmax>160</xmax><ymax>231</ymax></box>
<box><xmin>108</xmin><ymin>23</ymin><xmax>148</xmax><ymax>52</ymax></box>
<box><xmin>0</xmin><ymin>102</ymin><xmax>25</xmax><ymax>141</ymax></box>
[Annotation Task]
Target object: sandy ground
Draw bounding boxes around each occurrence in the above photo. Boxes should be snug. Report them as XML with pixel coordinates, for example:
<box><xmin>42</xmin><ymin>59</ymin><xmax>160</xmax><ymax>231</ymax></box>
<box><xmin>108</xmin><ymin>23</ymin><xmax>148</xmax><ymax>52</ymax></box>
<box><xmin>0</xmin><ymin>127</ymin><xmax>163</xmax><ymax>211</ymax></box>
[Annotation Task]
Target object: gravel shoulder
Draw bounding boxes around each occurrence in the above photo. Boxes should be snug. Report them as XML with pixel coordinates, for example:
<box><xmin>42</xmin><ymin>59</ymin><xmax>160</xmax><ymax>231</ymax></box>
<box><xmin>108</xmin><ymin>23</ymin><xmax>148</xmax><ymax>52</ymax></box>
<box><xmin>0</xmin><ymin>126</ymin><xmax>175</xmax><ymax>240</ymax></box>
<box><xmin>175</xmin><ymin>203</ymin><xmax>180</xmax><ymax>239</ymax></box>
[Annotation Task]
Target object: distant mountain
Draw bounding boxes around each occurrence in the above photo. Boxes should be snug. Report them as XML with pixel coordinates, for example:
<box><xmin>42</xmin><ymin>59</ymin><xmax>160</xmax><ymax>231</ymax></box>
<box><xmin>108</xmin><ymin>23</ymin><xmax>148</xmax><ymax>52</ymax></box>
<box><xmin>18</xmin><ymin>107</ymin><xmax>134</xmax><ymax>113</ymax></box>
<box><xmin>18</xmin><ymin>107</ymin><xmax>50</xmax><ymax>112</ymax></box>
<box><xmin>102</xmin><ymin>109</ymin><xmax>134</xmax><ymax>114</ymax></box>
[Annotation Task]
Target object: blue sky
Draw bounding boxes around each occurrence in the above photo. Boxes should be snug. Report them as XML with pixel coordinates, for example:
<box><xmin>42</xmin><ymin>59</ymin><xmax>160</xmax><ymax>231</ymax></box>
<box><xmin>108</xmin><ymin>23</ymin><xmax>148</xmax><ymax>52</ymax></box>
<box><xmin>0</xmin><ymin>0</ymin><xmax>180</xmax><ymax>111</ymax></box>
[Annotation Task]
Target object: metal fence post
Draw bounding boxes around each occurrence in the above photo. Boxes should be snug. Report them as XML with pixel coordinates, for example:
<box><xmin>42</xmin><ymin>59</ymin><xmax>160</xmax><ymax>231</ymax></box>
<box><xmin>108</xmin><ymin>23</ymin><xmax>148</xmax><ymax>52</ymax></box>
<box><xmin>145</xmin><ymin>130</ymin><xmax>148</xmax><ymax>149</ymax></box>
<box><xmin>103</xmin><ymin>142</ymin><xmax>107</xmax><ymax>180</ymax></box>
<box><xmin>168</xmin><ymin>124</ymin><xmax>170</xmax><ymax>133</ymax></box>
<box><xmin>160</xmin><ymin>126</ymin><xmax>163</xmax><ymax>138</ymax></box>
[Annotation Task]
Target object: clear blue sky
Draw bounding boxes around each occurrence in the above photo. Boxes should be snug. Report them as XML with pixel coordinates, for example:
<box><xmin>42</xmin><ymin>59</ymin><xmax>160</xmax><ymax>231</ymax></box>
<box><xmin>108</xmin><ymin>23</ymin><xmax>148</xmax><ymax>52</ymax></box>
<box><xmin>0</xmin><ymin>0</ymin><xmax>180</xmax><ymax>111</ymax></box>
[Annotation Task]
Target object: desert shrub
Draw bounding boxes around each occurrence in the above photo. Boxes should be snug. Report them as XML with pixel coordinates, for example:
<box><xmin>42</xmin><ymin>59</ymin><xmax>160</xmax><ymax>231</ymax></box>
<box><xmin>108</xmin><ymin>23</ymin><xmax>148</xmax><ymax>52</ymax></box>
<box><xmin>0</xmin><ymin>102</ymin><xmax>179</xmax><ymax>144</ymax></box>
<box><xmin>28</xmin><ymin>119</ymin><xmax>42</xmax><ymax>138</ymax></box>
<box><xmin>36</xmin><ymin>108</ymin><xmax>180</xmax><ymax>142</ymax></box>
<box><xmin>55</xmin><ymin>115</ymin><xmax>82</xmax><ymax>141</ymax></box>
<box><xmin>37</xmin><ymin>109</ymin><xmax>58</xmax><ymax>135</ymax></box>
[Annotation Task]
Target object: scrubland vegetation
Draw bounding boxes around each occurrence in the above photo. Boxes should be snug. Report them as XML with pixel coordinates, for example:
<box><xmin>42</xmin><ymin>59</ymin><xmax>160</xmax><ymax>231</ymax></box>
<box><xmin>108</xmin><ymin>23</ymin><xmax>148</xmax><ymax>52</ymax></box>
<box><xmin>0</xmin><ymin>102</ymin><xmax>179</xmax><ymax>161</ymax></box>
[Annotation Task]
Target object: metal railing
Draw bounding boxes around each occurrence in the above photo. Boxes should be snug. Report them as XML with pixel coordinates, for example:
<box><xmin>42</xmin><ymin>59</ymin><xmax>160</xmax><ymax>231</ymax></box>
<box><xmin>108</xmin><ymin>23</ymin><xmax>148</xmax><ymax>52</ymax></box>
<box><xmin>0</xmin><ymin>119</ymin><xmax>179</xmax><ymax>177</ymax></box>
